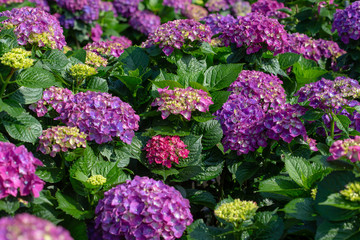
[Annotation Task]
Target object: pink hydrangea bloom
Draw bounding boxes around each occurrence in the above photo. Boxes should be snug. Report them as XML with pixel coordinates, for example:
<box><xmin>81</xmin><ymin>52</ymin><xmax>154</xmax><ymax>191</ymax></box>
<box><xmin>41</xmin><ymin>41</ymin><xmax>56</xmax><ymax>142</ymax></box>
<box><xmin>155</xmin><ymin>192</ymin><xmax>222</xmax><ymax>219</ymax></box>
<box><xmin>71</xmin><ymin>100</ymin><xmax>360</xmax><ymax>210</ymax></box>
<box><xmin>328</xmin><ymin>136</ymin><xmax>360</xmax><ymax>162</ymax></box>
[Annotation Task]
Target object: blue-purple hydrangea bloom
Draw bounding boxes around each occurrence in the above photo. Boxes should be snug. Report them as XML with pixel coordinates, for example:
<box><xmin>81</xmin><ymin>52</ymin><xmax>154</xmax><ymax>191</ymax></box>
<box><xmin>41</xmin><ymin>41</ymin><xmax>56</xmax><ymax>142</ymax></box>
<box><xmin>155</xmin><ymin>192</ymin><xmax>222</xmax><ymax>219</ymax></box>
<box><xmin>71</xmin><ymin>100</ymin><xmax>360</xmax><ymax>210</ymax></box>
<box><xmin>95</xmin><ymin>176</ymin><xmax>193</xmax><ymax>239</ymax></box>
<box><xmin>251</xmin><ymin>0</ymin><xmax>290</xmax><ymax>19</ymax></box>
<box><xmin>129</xmin><ymin>10</ymin><xmax>161</xmax><ymax>35</ymax></box>
<box><xmin>163</xmin><ymin>0</ymin><xmax>191</xmax><ymax>11</ymax></box>
<box><xmin>113</xmin><ymin>0</ymin><xmax>143</xmax><ymax>18</ymax></box>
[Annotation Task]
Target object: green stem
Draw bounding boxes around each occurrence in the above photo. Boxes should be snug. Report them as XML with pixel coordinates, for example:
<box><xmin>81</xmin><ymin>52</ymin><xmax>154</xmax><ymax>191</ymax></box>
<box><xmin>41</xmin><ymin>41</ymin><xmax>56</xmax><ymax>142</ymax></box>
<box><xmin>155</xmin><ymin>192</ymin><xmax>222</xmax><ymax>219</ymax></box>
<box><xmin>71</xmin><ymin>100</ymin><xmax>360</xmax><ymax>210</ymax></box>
<box><xmin>330</xmin><ymin>112</ymin><xmax>335</xmax><ymax>139</ymax></box>
<box><xmin>0</xmin><ymin>68</ymin><xmax>15</xmax><ymax>98</ymax></box>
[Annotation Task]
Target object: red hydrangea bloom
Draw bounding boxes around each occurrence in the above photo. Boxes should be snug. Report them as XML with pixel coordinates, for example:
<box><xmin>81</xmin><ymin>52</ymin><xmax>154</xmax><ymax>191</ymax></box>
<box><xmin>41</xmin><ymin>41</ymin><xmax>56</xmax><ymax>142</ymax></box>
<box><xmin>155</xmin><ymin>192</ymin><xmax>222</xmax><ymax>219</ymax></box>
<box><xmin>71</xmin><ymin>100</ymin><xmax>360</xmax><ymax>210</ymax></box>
<box><xmin>0</xmin><ymin>142</ymin><xmax>44</xmax><ymax>199</ymax></box>
<box><xmin>145</xmin><ymin>135</ymin><xmax>190</xmax><ymax>168</ymax></box>
<box><xmin>328</xmin><ymin>136</ymin><xmax>360</xmax><ymax>162</ymax></box>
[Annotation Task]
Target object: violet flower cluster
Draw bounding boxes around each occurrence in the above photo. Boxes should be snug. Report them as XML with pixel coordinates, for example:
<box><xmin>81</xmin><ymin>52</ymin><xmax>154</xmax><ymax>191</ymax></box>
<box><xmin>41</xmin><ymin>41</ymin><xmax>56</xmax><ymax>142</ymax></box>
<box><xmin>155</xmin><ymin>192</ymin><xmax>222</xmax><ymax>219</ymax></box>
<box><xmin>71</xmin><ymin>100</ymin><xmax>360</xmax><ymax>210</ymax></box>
<box><xmin>90</xmin><ymin>23</ymin><xmax>103</xmax><ymax>42</ymax></box>
<box><xmin>95</xmin><ymin>176</ymin><xmax>193</xmax><ymax>239</ymax></box>
<box><xmin>232</xmin><ymin>0</ymin><xmax>252</xmax><ymax>17</ymax></box>
<box><xmin>216</xmin><ymin>70</ymin><xmax>315</xmax><ymax>155</ymax></box>
<box><xmin>0</xmin><ymin>142</ymin><xmax>44</xmax><ymax>199</ymax></box>
<box><xmin>205</xmin><ymin>0</ymin><xmax>231</xmax><ymax>12</ymax></box>
<box><xmin>38</xmin><ymin>126</ymin><xmax>87</xmax><ymax>157</ymax></box>
<box><xmin>251</xmin><ymin>0</ymin><xmax>290</xmax><ymax>19</ymax></box>
<box><xmin>151</xmin><ymin>86</ymin><xmax>213</xmax><ymax>120</ymax></box>
<box><xmin>99</xmin><ymin>1</ymin><xmax>117</xmax><ymax>16</ymax></box>
<box><xmin>295</xmin><ymin>77</ymin><xmax>360</xmax><ymax>111</ymax></box>
<box><xmin>0</xmin><ymin>7</ymin><xmax>66</xmax><ymax>50</ymax></box>
<box><xmin>332</xmin><ymin>1</ymin><xmax>360</xmax><ymax>44</ymax></box>
<box><xmin>328</xmin><ymin>136</ymin><xmax>360</xmax><ymax>162</ymax></box>
<box><xmin>31</xmin><ymin>87</ymin><xmax>140</xmax><ymax>145</ymax></box>
<box><xmin>84</xmin><ymin>35</ymin><xmax>132</xmax><ymax>57</ymax></box>
<box><xmin>113</xmin><ymin>0</ymin><xmax>143</xmax><ymax>18</ymax></box>
<box><xmin>29</xmin><ymin>0</ymin><xmax>50</xmax><ymax>12</ymax></box>
<box><xmin>56</xmin><ymin>0</ymin><xmax>88</xmax><ymax>12</ymax></box>
<box><xmin>201</xmin><ymin>14</ymin><xmax>237</xmax><ymax>36</ymax></box>
<box><xmin>129</xmin><ymin>11</ymin><xmax>161</xmax><ymax>35</ymax></box>
<box><xmin>56</xmin><ymin>0</ymin><xmax>100</xmax><ymax>23</ymax></box>
<box><xmin>142</xmin><ymin>19</ymin><xmax>212</xmax><ymax>56</ymax></box>
<box><xmin>286</xmin><ymin>33</ymin><xmax>346</xmax><ymax>67</ymax></box>
<box><xmin>0</xmin><ymin>213</ymin><xmax>73</xmax><ymax>240</ymax></box>
<box><xmin>144</xmin><ymin>135</ymin><xmax>190</xmax><ymax>168</ymax></box>
<box><xmin>181</xmin><ymin>4</ymin><xmax>208</xmax><ymax>21</ymax></box>
<box><xmin>163</xmin><ymin>0</ymin><xmax>191</xmax><ymax>11</ymax></box>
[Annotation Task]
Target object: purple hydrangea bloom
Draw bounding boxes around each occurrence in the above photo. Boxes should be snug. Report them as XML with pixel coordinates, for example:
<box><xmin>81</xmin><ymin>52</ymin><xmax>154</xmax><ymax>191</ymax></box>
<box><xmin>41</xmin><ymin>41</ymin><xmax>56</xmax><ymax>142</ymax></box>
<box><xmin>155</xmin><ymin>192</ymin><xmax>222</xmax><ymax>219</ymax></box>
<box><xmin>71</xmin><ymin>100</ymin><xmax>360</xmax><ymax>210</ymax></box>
<box><xmin>0</xmin><ymin>0</ymin><xmax>23</xmax><ymax>4</ymax></box>
<box><xmin>56</xmin><ymin>0</ymin><xmax>89</xmax><ymax>12</ymax></box>
<box><xmin>228</xmin><ymin>70</ymin><xmax>286</xmax><ymax>110</ymax></box>
<box><xmin>113</xmin><ymin>0</ymin><xmax>143</xmax><ymax>18</ymax></box>
<box><xmin>129</xmin><ymin>11</ymin><xmax>161</xmax><ymax>35</ymax></box>
<box><xmin>0</xmin><ymin>7</ymin><xmax>66</xmax><ymax>50</ymax></box>
<box><xmin>201</xmin><ymin>14</ymin><xmax>237</xmax><ymax>36</ymax></box>
<box><xmin>332</xmin><ymin>1</ymin><xmax>360</xmax><ymax>44</ymax></box>
<box><xmin>251</xmin><ymin>0</ymin><xmax>290</xmax><ymax>19</ymax></box>
<box><xmin>29</xmin><ymin>0</ymin><xmax>50</xmax><ymax>12</ymax></box>
<box><xmin>232</xmin><ymin>0</ymin><xmax>252</xmax><ymax>17</ymax></box>
<box><xmin>91</xmin><ymin>24</ymin><xmax>103</xmax><ymax>42</ymax></box>
<box><xmin>151</xmin><ymin>87</ymin><xmax>214</xmax><ymax>120</ymax></box>
<box><xmin>80</xmin><ymin>0</ymin><xmax>101</xmax><ymax>23</ymax></box>
<box><xmin>99</xmin><ymin>1</ymin><xmax>117</xmax><ymax>16</ymax></box>
<box><xmin>84</xmin><ymin>36</ymin><xmax>132</xmax><ymax>57</ymax></box>
<box><xmin>181</xmin><ymin>4</ymin><xmax>208</xmax><ymax>21</ymax></box>
<box><xmin>163</xmin><ymin>0</ymin><xmax>191</xmax><ymax>11</ymax></box>
<box><xmin>215</xmin><ymin>94</ymin><xmax>268</xmax><ymax>155</ymax></box>
<box><xmin>56</xmin><ymin>14</ymin><xmax>75</xmax><ymax>29</ymax></box>
<box><xmin>205</xmin><ymin>0</ymin><xmax>231</xmax><ymax>12</ymax></box>
<box><xmin>0</xmin><ymin>142</ymin><xmax>44</xmax><ymax>199</ymax></box>
<box><xmin>264</xmin><ymin>104</ymin><xmax>307</xmax><ymax>143</ymax></box>
<box><xmin>0</xmin><ymin>213</ymin><xmax>73</xmax><ymax>240</ymax></box>
<box><xmin>328</xmin><ymin>136</ymin><xmax>360</xmax><ymax>162</ymax></box>
<box><xmin>95</xmin><ymin>176</ymin><xmax>193</xmax><ymax>240</ymax></box>
<box><xmin>142</xmin><ymin>19</ymin><xmax>212</xmax><ymax>56</ymax></box>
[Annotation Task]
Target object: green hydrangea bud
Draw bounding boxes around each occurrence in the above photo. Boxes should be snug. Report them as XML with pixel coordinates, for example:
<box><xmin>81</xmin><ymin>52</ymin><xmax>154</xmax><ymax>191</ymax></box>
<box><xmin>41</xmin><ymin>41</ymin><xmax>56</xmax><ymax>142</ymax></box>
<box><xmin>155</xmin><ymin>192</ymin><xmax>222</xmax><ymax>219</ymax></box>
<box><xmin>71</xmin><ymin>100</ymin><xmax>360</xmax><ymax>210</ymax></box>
<box><xmin>340</xmin><ymin>182</ymin><xmax>360</xmax><ymax>202</ymax></box>
<box><xmin>69</xmin><ymin>64</ymin><xmax>97</xmax><ymax>79</ymax></box>
<box><xmin>311</xmin><ymin>188</ymin><xmax>317</xmax><ymax>200</ymax></box>
<box><xmin>86</xmin><ymin>175</ymin><xmax>107</xmax><ymax>187</ymax></box>
<box><xmin>85</xmin><ymin>51</ymin><xmax>108</xmax><ymax>68</ymax></box>
<box><xmin>214</xmin><ymin>199</ymin><xmax>258</xmax><ymax>225</ymax></box>
<box><xmin>0</xmin><ymin>48</ymin><xmax>34</xmax><ymax>69</ymax></box>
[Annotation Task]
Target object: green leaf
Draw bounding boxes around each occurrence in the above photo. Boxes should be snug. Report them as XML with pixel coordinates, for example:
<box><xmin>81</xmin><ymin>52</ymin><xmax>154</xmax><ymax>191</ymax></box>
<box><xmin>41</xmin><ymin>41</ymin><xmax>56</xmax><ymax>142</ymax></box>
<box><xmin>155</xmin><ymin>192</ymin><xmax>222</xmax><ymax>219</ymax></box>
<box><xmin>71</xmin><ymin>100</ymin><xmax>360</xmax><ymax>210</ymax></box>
<box><xmin>177</xmin><ymin>135</ymin><xmax>202</xmax><ymax>167</ymax></box>
<box><xmin>0</xmin><ymin>98</ymin><xmax>24</xmax><ymax>117</ymax></box>
<box><xmin>113</xmin><ymin>75</ymin><xmax>141</xmax><ymax>95</ymax></box>
<box><xmin>187</xmin><ymin>189</ymin><xmax>216</xmax><ymax>209</ymax></box>
<box><xmin>253</xmin><ymin>211</ymin><xmax>284</xmax><ymax>240</ymax></box>
<box><xmin>152</xmin><ymin>80</ymin><xmax>183</xmax><ymax>89</ymax></box>
<box><xmin>118</xmin><ymin>47</ymin><xmax>149</xmax><ymax>74</ymax></box>
<box><xmin>0</xmin><ymin>198</ymin><xmax>20</xmax><ymax>214</ymax></box>
<box><xmin>233</xmin><ymin>161</ymin><xmax>261</xmax><ymax>186</ymax></box>
<box><xmin>278</xmin><ymin>52</ymin><xmax>301</xmax><ymax>69</ymax></box>
<box><xmin>320</xmin><ymin>193</ymin><xmax>360</xmax><ymax>210</ymax></box>
<box><xmin>257</xmin><ymin>57</ymin><xmax>288</xmax><ymax>78</ymax></box>
<box><xmin>202</xmin><ymin>64</ymin><xmax>243</xmax><ymax>91</ymax></box>
<box><xmin>191</xmin><ymin>149</ymin><xmax>224</xmax><ymax>181</ymax></box>
<box><xmin>2</xmin><ymin>112</ymin><xmax>42</xmax><ymax>143</ymax></box>
<box><xmin>17</xmin><ymin>67</ymin><xmax>57</xmax><ymax>88</ymax></box>
<box><xmin>315</xmin><ymin>218</ymin><xmax>360</xmax><ymax>240</ymax></box>
<box><xmin>209</xmin><ymin>91</ymin><xmax>231</xmax><ymax>113</ymax></box>
<box><xmin>259</xmin><ymin>176</ymin><xmax>307</xmax><ymax>199</ymax></box>
<box><xmin>66</xmin><ymin>49</ymin><xmax>86</xmax><ymax>63</ymax></box>
<box><xmin>151</xmin><ymin>168</ymin><xmax>179</xmax><ymax>180</ymax></box>
<box><xmin>9</xmin><ymin>87</ymin><xmax>42</xmax><ymax>104</ymax></box>
<box><xmin>191</xmin><ymin>120</ymin><xmax>223</xmax><ymax>150</ymax></box>
<box><xmin>36</xmin><ymin>157</ymin><xmax>65</xmax><ymax>183</ymax></box>
<box><xmin>293</xmin><ymin>60</ymin><xmax>328</xmax><ymax>89</ymax></box>
<box><xmin>42</xmin><ymin>49</ymin><xmax>70</xmax><ymax>70</ymax></box>
<box><xmin>186</xmin><ymin>219</ymin><xmax>214</xmax><ymax>240</ymax></box>
<box><xmin>333</xmin><ymin>114</ymin><xmax>351</xmax><ymax>137</ymax></box>
<box><xmin>61</xmin><ymin>216</ymin><xmax>88</xmax><ymax>240</ymax></box>
<box><xmin>283</xmin><ymin>198</ymin><xmax>317</xmax><ymax>221</ymax></box>
<box><xmin>55</xmin><ymin>192</ymin><xmax>93</xmax><ymax>220</ymax></box>
<box><xmin>301</xmin><ymin>109</ymin><xmax>324</xmax><ymax>121</ymax></box>
<box><xmin>192</xmin><ymin>113</ymin><xmax>214</xmax><ymax>122</ymax></box>
<box><xmin>86</xmin><ymin>77</ymin><xmax>108</xmax><ymax>92</ymax></box>
<box><xmin>174</xmin><ymin>166</ymin><xmax>203</xmax><ymax>182</ymax></box>
<box><xmin>176</xmin><ymin>55</ymin><xmax>207</xmax><ymax>86</ymax></box>
<box><xmin>91</xmin><ymin>160</ymin><xmax>130</xmax><ymax>187</ymax></box>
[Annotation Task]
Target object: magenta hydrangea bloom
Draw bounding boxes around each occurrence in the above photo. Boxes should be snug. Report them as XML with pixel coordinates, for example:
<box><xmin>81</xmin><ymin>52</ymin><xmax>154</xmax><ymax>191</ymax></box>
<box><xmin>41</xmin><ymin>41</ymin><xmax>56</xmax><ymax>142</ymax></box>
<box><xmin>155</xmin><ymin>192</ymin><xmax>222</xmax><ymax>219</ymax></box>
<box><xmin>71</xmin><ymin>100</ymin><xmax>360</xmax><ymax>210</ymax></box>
<box><xmin>201</xmin><ymin>14</ymin><xmax>237</xmax><ymax>36</ymax></box>
<box><xmin>0</xmin><ymin>7</ymin><xmax>66</xmax><ymax>49</ymax></box>
<box><xmin>95</xmin><ymin>176</ymin><xmax>193</xmax><ymax>240</ymax></box>
<box><xmin>328</xmin><ymin>136</ymin><xmax>360</xmax><ymax>162</ymax></box>
<box><xmin>90</xmin><ymin>24</ymin><xmax>103</xmax><ymax>42</ymax></box>
<box><xmin>151</xmin><ymin>86</ymin><xmax>213</xmax><ymax>120</ymax></box>
<box><xmin>56</xmin><ymin>0</ymin><xmax>88</xmax><ymax>12</ymax></box>
<box><xmin>181</xmin><ymin>4</ymin><xmax>208</xmax><ymax>21</ymax></box>
<box><xmin>113</xmin><ymin>0</ymin><xmax>142</xmax><ymax>17</ymax></box>
<box><xmin>56</xmin><ymin>0</ymin><xmax>100</xmax><ymax>23</ymax></box>
<box><xmin>145</xmin><ymin>135</ymin><xmax>190</xmax><ymax>168</ymax></box>
<box><xmin>163</xmin><ymin>0</ymin><xmax>191</xmax><ymax>11</ymax></box>
<box><xmin>0</xmin><ymin>213</ymin><xmax>73</xmax><ymax>240</ymax></box>
<box><xmin>0</xmin><ymin>142</ymin><xmax>44</xmax><ymax>199</ymax></box>
<box><xmin>142</xmin><ymin>19</ymin><xmax>212</xmax><ymax>56</ymax></box>
<box><xmin>251</xmin><ymin>0</ymin><xmax>290</xmax><ymax>19</ymax></box>
<box><xmin>29</xmin><ymin>0</ymin><xmax>50</xmax><ymax>12</ymax></box>
<box><xmin>129</xmin><ymin>11</ymin><xmax>161</xmax><ymax>35</ymax></box>
<box><xmin>38</xmin><ymin>126</ymin><xmax>87</xmax><ymax>157</ymax></box>
<box><xmin>205</xmin><ymin>0</ymin><xmax>231</xmax><ymax>12</ymax></box>
<box><xmin>228</xmin><ymin>70</ymin><xmax>286</xmax><ymax>110</ymax></box>
<box><xmin>332</xmin><ymin>1</ymin><xmax>360</xmax><ymax>44</ymax></box>
<box><xmin>84</xmin><ymin>36</ymin><xmax>132</xmax><ymax>57</ymax></box>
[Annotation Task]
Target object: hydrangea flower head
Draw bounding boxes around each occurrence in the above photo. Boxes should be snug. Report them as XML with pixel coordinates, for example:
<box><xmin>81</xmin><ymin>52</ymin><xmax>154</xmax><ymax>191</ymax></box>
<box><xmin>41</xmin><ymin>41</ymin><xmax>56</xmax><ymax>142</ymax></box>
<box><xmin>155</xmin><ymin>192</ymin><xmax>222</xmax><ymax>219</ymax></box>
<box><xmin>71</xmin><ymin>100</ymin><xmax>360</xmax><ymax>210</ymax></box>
<box><xmin>86</xmin><ymin>175</ymin><xmax>107</xmax><ymax>187</ymax></box>
<box><xmin>145</xmin><ymin>135</ymin><xmax>190</xmax><ymax>168</ymax></box>
<box><xmin>332</xmin><ymin>1</ymin><xmax>360</xmax><ymax>44</ymax></box>
<box><xmin>129</xmin><ymin>11</ymin><xmax>161</xmax><ymax>35</ymax></box>
<box><xmin>181</xmin><ymin>4</ymin><xmax>208</xmax><ymax>21</ymax></box>
<box><xmin>69</xmin><ymin>64</ymin><xmax>97</xmax><ymax>79</ymax></box>
<box><xmin>38</xmin><ymin>126</ymin><xmax>87</xmax><ymax>157</ymax></box>
<box><xmin>56</xmin><ymin>0</ymin><xmax>100</xmax><ymax>23</ymax></box>
<box><xmin>86</xmin><ymin>50</ymin><xmax>108</xmax><ymax>68</ymax></box>
<box><xmin>0</xmin><ymin>142</ymin><xmax>44</xmax><ymax>199</ymax></box>
<box><xmin>91</xmin><ymin>24</ymin><xmax>103</xmax><ymax>42</ymax></box>
<box><xmin>0</xmin><ymin>7</ymin><xmax>66</xmax><ymax>49</ymax></box>
<box><xmin>229</xmin><ymin>70</ymin><xmax>286</xmax><ymax>110</ymax></box>
<box><xmin>56</xmin><ymin>0</ymin><xmax>88</xmax><ymax>12</ymax></box>
<box><xmin>328</xmin><ymin>136</ymin><xmax>360</xmax><ymax>162</ymax></box>
<box><xmin>99</xmin><ymin>1</ymin><xmax>117</xmax><ymax>16</ymax></box>
<box><xmin>0</xmin><ymin>213</ymin><xmax>73</xmax><ymax>240</ymax></box>
<box><xmin>232</xmin><ymin>0</ymin><xmax>252</xmax><ymax>17</ymax></box>
<box><xmin>205</xmin><ymin>0</ymin><xmax>231</xmax><ymax>12</ymax></box>
<box><xmin>251</xmin><ymin>0</ymin><xmax>290</xmax><ymax>19</ymax></box>
<box><xmin>201</xmin><ymin>14</ymin><xmax>237</xmax><ymax>36</ymax></box>
<box><xmin>163</xmin><ymin>0</ymin><xmax>191</xmax><ymax>11</ymax></box>
<box><xmin>95</xmin><ymin>176</ymin><xmax>193</xmax><ymax>239</ymax></box>
<box><xmin>340</xmin><ymin>182</ymin><xmax>360</xmax><ymax>202</ymax></box>
<box><xmin>0</xmin><ymin>48</ymin><xmax>34</xmax><ymax>69</ymax></box>
<box><xmin>215</xmin><ymin>199</ymin><xmax>258</xmax><ymax>225</ymax></box>
<box><xmin>113</xmin><ymin>0</ymin><xmax>142</xmax><ymax>17</ymax></box>
<box><xmin>84</xmin><ymin>36</ymin><xmax>132</xmax><ymax>57</ymax></box>
<box><xmin>142</xmin><ymin>19</ymin><xmax>212</xmax><ymax>56</ymax></box>
<box><xmin>151</xmin><ymin>86</ymin><xmax>213</xmax><ymax>120</ymax></box>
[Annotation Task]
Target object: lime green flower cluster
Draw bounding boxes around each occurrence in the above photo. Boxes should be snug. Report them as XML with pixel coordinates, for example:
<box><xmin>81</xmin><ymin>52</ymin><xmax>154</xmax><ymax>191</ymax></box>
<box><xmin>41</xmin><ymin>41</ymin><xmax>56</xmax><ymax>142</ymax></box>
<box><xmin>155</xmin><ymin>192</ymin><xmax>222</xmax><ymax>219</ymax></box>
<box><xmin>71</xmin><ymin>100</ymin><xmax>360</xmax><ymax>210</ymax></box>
<box><xmin>215</xmin><ymin>199</ymin><xmax>258</xmax><ymax>225</ymax></box>
<box><xmin>69</xmin><ymin>64</ymin><xmax>97</xmax><ymax>80</ymax></box>
<box><xmin>0</xmin><ymin>48</ymin><xmax>34</xmax><ymax>69</ymax></box>
<box><xmin>86</xmin><ymin>175</ymin><xmax>107</xmax><ymax>187</ymax></box>
<box><xmin>311</xmin><ymin>188</ymin><xmax>317</xmax><ymax>200</ymax></box>
<box><xmin>85</xmin><ymin>51</ymin><xmax>108</xmax><ymax>68</ymax></box>
<box><xmin>340</xmin><ymin>182</ymin><xmax>360</xmax><ymax>202</ymax></box>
